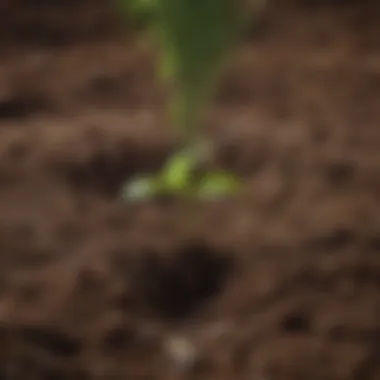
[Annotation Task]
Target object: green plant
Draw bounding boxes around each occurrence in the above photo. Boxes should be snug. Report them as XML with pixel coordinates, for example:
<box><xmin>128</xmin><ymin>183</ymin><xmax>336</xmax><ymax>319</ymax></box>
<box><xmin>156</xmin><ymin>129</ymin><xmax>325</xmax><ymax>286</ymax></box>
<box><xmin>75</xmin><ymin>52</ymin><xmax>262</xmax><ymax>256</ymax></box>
<box><xmin>119</xmin><ymin>0</ymin><xmax>257</xmax><ymax>201</ymax></box>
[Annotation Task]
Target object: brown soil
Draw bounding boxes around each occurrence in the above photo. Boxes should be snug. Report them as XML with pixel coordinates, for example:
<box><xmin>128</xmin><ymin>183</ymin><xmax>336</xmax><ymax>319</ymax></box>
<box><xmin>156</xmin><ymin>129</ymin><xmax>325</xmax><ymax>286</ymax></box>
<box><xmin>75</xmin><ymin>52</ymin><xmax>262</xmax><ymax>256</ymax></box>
<box><xmin>1</xmin><ymin>0</ymin><xmax>380</xmax><ymax>379</ymax></box>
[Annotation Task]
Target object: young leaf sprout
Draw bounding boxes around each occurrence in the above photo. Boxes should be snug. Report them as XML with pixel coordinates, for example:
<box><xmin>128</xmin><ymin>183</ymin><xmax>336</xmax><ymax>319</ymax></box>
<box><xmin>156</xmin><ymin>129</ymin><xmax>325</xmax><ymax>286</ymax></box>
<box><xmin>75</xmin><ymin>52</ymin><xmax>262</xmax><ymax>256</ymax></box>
<box><xmin>119</xmin><ymin>0</ymin><xmax>263</xmax><ymax>200</ymax></box>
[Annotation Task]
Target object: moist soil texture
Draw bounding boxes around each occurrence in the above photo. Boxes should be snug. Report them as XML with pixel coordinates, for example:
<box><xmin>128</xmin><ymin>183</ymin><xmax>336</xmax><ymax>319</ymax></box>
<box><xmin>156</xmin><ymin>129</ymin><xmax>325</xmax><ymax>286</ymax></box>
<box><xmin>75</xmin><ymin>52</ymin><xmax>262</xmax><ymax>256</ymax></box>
<box><xmin>1</xmin><ymin>0</ymin><xmax>380</xmax><ymax>379</ymax></box>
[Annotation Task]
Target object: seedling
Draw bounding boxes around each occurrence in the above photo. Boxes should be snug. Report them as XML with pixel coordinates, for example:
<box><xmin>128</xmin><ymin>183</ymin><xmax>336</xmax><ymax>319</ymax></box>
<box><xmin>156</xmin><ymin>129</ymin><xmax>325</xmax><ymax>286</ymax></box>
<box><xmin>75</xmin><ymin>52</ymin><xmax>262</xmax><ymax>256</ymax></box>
<box><xmin>119</xmin><ymin>0</ymin><xmax>258</xmax><ymax>201</ymax></box>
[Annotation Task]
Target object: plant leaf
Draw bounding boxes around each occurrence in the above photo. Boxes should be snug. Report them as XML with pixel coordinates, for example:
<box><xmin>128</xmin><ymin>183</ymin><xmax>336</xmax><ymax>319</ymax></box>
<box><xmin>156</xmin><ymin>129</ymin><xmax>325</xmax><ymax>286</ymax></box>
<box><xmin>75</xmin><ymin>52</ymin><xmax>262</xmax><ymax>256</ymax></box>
<box><xmin>117</xmin><ymin>0</ymin><xmax>157</xmax><ymax>20</ymax></box>
<box><xmin>197</xmin><ymin>170</ymin><xmax>241</xmax><ymax>199</ymax></box>
<box><xmin>159</xmin><ymin>148</ymin><xmax>198</xmax><ymax>190</ymax></box>
<box><xmin>155</xmin><ymin>0</ymin><xmax>245</xmax><ymax>139</ymax></box>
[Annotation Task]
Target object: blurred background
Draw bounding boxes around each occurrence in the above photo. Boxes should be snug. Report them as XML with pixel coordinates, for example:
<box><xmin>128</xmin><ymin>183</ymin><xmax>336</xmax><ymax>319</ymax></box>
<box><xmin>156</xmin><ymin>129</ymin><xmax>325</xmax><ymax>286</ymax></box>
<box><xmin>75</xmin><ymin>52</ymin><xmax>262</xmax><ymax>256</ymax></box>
<box><xmin>1</xmin><ymin>1</ymin><xmax>380</xmax><ymax>380</ymax></box>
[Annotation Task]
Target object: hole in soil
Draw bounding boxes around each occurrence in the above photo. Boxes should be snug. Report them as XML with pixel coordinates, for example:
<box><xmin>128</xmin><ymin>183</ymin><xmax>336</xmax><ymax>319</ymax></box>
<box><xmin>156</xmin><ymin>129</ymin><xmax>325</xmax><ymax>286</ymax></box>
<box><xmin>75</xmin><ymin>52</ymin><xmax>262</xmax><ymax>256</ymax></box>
<box><xmin>0</xmin><ymin>93</ymin><xmax>52</xmax><ymax>120</ymax></box>
<box><xmin>11</xmin><ymin>26</ymin><xmax>74</xmax><ymax>47</ymax></box>
<box><xmin>11</xmin><ymin>248</ymin><xmax>54</xmax><ymax>267</ymax></box>
<box><xmin>1</xmin><ymin>0</ymin><xmax>117</xmax><ymax>48</ymax></box>
<box><xmin>100</xmin><ymin>326</ymin><xmax>136</xmax><ymax>354</ymax></box>
<box><xmin>43</xmin><ymin>369</ymin><xmax>67</xmax><ymax>380</ymax></box>
<box><xmin>19</xmin><ymin>327</ymin><xmax>82</xmax><ymax>357</ymax></box>
<box><xmin>76</xmin><ymin>269</ymin><xmax>106</xmax><ymax>294</ymax></box>
<box><xmin>364</xmin><ymin>234</ymin><xmax>380</xmax><ymax>252</ymax></box>
<box><xmin>56</xmin><ymin>151</ymin><xmax>135</xmax><ymax>196</ymax></box>
<box><xmin>12</xmin><ymin>0</ymin><xmax>79</xmax><ymax>6</ymax></box>
<box><xmin>132</xmin><ymin>241</ymin><xmax>234</xmax><ymax>320</ymax></box>
<box><xmin>323</xmin><ymin>162</ymin><xmax>355</xmax><ymax>185</ymax></box>
<box><xmin>80</xmin><ymin>74</ymin><xmax>123</xmax><ymax>104</ymax></box>
<box><xmin>53</xmin><ymin>144</ymin><xmax>169</xmax><ymax>197</ymax></box>
<box><xmin>351</xmin><ymin>265</ymin><xmax>380</xmax><ymax>286</ymax></box>
<box><xmin>310</xmin><ymin>228</ymin><xmax>355</xmax><ymax>251</ymax></box>
<box><xmin>16</xmin><ymin>283</ymin><xmax>45</xmax><ymax>304</ymax></box>
<box><xmin>67</xmin><ymin>369</ymin><xmax>90</xmax><ymax>380</ymax></box>
<box><xmin>280</xmin><ymin>311</ymin><xmax>311</xmax><ymax>333</ymax></box>
<box><xmin>297</xmin><ymin>0</ymin><xmax>356</xmax><ymax>8</ymax></box>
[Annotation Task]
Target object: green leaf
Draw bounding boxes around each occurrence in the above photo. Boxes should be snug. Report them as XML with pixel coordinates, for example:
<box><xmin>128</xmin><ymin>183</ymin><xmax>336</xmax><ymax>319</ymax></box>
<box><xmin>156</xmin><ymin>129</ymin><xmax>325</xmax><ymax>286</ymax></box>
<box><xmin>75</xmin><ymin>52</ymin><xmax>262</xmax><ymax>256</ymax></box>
<box><xmin>117</xmin><ymin>0</ymin><xmax>158</xmax><ymax>31</ymax></box>
<box><xmin>155</xmin><ymin>0</ymin><xmax>246</xmax><ymax>139</ymax></box>
<box><xmin>121</xmin><ymin>167</ymin><xmax>242</xmax><ymax>201</ymax></box>
<box><xmin>160</xmin><ymin>152</ymin><xmax>193</xmax><ymax>190</ymax></box>
<box><xmin>121</xmin><ymin>145</ymin><xmax>203</xmax><ymax>201</ymax></box>
<box><xmin>197</xmin><ymin>170</ymin><xmax>241</xmax><ymax>199</ymax></box>
<box><xmin>117</xmin><ymin>0</ymin><xmax>157</xmax><ymax>18</ymax></box>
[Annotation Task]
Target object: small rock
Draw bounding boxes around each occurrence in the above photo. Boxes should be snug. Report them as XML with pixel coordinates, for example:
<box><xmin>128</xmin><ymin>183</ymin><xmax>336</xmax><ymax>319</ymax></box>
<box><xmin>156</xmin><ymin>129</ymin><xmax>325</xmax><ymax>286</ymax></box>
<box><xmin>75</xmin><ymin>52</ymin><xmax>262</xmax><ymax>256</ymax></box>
<box><xmin>164</xmin><ymin>335</ymin><xmax>199</xmax><ymax>372</ymax></box>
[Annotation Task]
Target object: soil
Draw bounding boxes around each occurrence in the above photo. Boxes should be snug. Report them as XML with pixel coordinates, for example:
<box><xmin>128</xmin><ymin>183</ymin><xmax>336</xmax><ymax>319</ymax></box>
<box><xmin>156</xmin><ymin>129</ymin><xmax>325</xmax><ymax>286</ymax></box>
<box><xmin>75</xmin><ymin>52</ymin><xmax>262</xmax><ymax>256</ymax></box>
<box><xmin>0</xmin><ymin>0</ymin><xmax>380</xmax><ymax>379</ymax></box>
